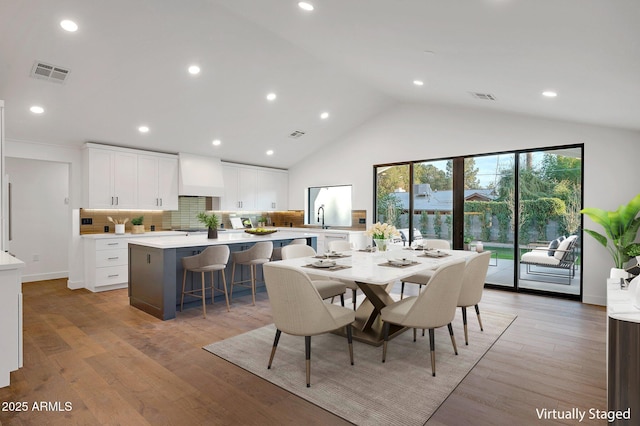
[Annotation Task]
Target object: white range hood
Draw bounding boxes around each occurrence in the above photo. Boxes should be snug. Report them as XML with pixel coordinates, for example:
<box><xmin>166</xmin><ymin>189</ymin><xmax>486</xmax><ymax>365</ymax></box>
<box><xmin>178</xmin><ymin>153</ymin><xmax>225</xmax><ymax>196</ymax></box>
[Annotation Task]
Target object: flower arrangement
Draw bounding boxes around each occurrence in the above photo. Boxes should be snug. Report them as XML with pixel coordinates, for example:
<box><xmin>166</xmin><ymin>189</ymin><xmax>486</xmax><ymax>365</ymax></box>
<box><xmin>365</xmin><ymin>222</ymin><xmax>400</xmax><ymax>240</ymax></box>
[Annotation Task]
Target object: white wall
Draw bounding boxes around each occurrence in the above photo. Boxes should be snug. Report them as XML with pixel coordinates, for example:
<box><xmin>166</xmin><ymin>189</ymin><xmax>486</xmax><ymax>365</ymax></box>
<box><xmin>5</xmin><ymin>140</ymin><xmax>84</xmax><ymax>288</ymax></box>
<box><xmin>289</xmin><ymin>102</ymin><xmax>640</xmax><ymax>306</ymax></box>
<box><xmin>5</xmin><ymin>157</ymin><xmax>69</xmax><ymax>282</ymax></box>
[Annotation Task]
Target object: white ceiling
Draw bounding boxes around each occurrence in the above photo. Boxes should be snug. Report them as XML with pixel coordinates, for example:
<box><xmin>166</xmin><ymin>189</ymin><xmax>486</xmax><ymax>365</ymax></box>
<box><xmin>1</xmin><ymin>1</ymin><xmax>638</xmax><ymax>169</ymax></box>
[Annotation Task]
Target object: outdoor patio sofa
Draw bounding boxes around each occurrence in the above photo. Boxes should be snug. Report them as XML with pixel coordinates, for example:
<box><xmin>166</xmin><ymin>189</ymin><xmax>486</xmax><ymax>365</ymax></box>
<box><xmin>520</xmin><ymin>235</ymin><xmax>578</xmax><ymax>284</ymax></box>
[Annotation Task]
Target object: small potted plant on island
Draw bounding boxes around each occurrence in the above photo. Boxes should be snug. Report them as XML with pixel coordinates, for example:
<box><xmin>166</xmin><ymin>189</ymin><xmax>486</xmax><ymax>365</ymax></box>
<box><xmin>131</xmin><ymin>216</ymin><xmax>145</xmax><ymax>234</ymax></box>
<box><xmin>197</xmin><ymin>212</ymin><xmax>220</xmax><ymax>239</ymax></box>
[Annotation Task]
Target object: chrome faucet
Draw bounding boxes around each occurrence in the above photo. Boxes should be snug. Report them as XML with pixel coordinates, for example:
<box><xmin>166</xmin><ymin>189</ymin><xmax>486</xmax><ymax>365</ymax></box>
<box><xmin>317</xmin><ymin>205</ymin><xmax>327</xmax><ymax>229</ymax></box>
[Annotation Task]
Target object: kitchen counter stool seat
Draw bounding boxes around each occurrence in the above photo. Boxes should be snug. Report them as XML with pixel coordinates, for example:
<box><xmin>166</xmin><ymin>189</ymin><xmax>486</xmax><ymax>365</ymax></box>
<box><xmin>230</xmin><ymin>241</ymin><xmax>273</xmax><ymax>305</ymax></box>
<box><xmin>180</xmin><ymin>245</ymin><xmax>230</xmax><ymax>318</ymax></box>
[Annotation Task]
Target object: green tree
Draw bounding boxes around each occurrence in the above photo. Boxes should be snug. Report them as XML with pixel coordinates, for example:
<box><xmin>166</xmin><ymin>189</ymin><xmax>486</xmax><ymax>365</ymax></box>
<box><xmin>414</xmin><ymin>163</ymin><xmax>450</xmax><ymax>190</ymax></box>
<box><xmin>445</xmin><ymin>159</ymin><xmax>481</xmax><ymax>189</ymax></box>
<box><xmin>376</xmin><ymin>165</ymin><xmax>409</xmax><ymax>197</ymax></box>
<box><xmin>540</xmin><ymin>154</ymin><xmax>581</xmax><ymax>184</ymax></box>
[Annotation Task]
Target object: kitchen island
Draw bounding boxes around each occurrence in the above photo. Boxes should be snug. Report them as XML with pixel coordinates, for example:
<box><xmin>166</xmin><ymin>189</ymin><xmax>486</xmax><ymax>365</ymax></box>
<box><xmin>128</xmin><ymin>231</ymin><xmax>318</xmax><ymax>320</ymax></box>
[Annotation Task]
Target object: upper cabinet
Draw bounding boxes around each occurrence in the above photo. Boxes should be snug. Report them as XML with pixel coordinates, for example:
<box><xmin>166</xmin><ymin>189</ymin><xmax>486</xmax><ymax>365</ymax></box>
<box><xmin>138</xmin><ymin>154</ymin><xmax>179</xmax><ymax>210</ymax></box>
<box><xmin>83</xmin><ymin>143</ymin><xmax>178</xmax><ymax>210</ymax></box>
<box><xmin>222</xmin><ymin>163</ymin><xmax>288</xmax><ymax>211</ymax></box>
<box><xmin>257</xmin><ymin>169</ymin><xmax>288</xmax><ymax>211</ymax></box>
<box><xmin>84</xmin><ymin>146</ymin><xmax>138</xmax><ymax>209</ymax></box>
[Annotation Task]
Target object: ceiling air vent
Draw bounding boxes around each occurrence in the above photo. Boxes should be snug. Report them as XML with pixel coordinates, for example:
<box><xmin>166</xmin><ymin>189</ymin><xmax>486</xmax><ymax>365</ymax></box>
<box><xmin>30</xmin><ymin>61</ymin><xmax>70</xmax><ymax>84</ymax></box>
<box><xmin>288</xmin><ymin>130</ymin><xmax>306</xmax><ymax>139</ymax></box>
<box><xmin>470</xmin><ymin>92</ymin><xmax>497</xmax><ymax>101</ymax></box>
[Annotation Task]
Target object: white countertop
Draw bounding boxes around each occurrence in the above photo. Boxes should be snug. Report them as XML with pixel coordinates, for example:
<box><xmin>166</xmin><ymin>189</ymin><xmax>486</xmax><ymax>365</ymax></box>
<box><xmin>608</xmin><ymin>278</ymin><xmax>640</xmax><ymax>323</ymax></box>
<box><xmin>0</xmin><ymin>251</ymin><xmax>25</xmax><ymax>271</ymax></box>
<box><xmin>276</xmin><ymin>227</ymin><xmax>365</xmax><ymax>234</ymax></box>
<box><xmin>127</xmin><ymin>230</ymin><xmax>319</xmax><ymax>249</ymax></box>
<box><xmin>82</xmin><ymin>231</ymin><xmax>188</xmax><ymax>239</ymax></box>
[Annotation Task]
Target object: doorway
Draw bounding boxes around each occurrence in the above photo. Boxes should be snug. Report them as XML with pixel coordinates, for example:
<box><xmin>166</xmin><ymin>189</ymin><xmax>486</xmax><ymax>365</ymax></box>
<box><xmin>5</xmin><ymin>158</ymin><xmax>70</xmax><ymax>282</ymax></box>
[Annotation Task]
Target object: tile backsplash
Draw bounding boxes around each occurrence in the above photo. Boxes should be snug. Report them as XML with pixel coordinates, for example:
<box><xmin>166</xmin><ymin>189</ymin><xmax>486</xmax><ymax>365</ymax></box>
<box><xmin>80</xmin><ymin>197</ymin><xmax>365</xmax><ymax>234</ymax></box>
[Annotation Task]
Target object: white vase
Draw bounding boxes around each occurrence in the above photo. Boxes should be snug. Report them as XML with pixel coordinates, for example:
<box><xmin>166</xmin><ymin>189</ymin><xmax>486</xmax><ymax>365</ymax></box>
<box><xmin>115</xmin><ymin>224</ymin><xmax>125</xmax><ymax>235</ymax></box>
<box><xmin>373</xmin><ymin>239</ymin><xmax>389</xmax><ymax>252</ymax></box>
<box><xmin>610</xmin><ymin>268</ymin><xmax>630</xmax><ymax>280</ymax></box>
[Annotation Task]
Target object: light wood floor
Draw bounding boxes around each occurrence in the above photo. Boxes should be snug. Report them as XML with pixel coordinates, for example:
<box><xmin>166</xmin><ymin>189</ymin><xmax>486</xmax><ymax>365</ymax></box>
<box><xmin>0</xmin><ymin>279</ymin><xmax>606</xmax><ymax>425</ymax></box>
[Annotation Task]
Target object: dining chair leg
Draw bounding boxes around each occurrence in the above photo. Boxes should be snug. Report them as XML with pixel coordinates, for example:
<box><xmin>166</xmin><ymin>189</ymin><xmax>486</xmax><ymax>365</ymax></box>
<box><xmin>221</xmin><ymin>270</ymin><xmax>230</xmax><ymax>312</ymax></box>
<box><xmin>400</xmin><ymin>281</ymin><xmax>405</xmax><ymax>300</ymax></box>
<box><xmin>340</xmin><ymin>294</ymin><xmax>345</xmax><ymax>307</ymax></box>
<box><xmin>382</xmin><ymin>321</ymin><xmax>391</xmax><ymax>363</ymax></box>
<box><xmin>305</xmin><ymin>336</ymin><xmax>312</xmax><ymax>388</ymax></box>
<box><xmin>461</xmin><ymin>306</ymin><xmax>469</xmax><ymax>345</ymax></box>
<box><xmin>413</xmin><ymin>328</ymin><xmax>417</xmax><ymax>342</ymax></box>
<box><xmin>475</xmin><ymin>304</ymin><xmax>484</xmax><ymax>331</ymax></box>
<box><xmin>447</xmin><ymin>323</ymin><xmax>458</xmax><ymax>355</ymax></box>
<box><xmin>346</xmin><ymin>324</ymin><xmax>354</xmax><ymax>365</ymax></box>
<box><xmin>428</xmin><ymin>328</ymin><xmax>436</xmax><ymax>377</ymax></box>
<box><xmin>268</xmin><ymin>329</ymin><xmax>281</xmax><ymax>369</ymax></box>
<box><xmin>180</xmin><ymin>269</ymin><xmax>187</xmax><ymax>312</ymax></box>
<box><xmin>201</xmin><ymin>272</ymin><xmax>206</xmax><ymax>318</ymax></box>
<box><xmin>352</xmin><ymin>289</ymin><xmax>357</xmax><ymax>310</ymax></box>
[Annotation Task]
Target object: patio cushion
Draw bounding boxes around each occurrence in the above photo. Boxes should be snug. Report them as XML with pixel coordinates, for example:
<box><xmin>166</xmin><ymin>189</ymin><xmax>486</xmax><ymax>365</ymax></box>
<box><xmin>547</xmin><ymin>238</ymin><xmax>560</xmax><ymax>256</ymax></box>
<box><xmin>554</xmin><ymin>235</ymin><xmax>577</xmax><ymax>260</ymax></box>
<box><xmin>521</xmin><ymin>250</ymin><xmax>561</xmax><ymax>266</ymax></box>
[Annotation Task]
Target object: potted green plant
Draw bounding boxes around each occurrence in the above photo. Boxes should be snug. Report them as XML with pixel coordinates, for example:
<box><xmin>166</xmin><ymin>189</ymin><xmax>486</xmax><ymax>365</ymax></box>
<box><xmin>197</xmin><ymin>212</ymin><xmax>220</xmax><ymax>239</ymax></box>
<box><xmin>463</xmin><ymin>235</ymin><xmax>472</xmax><ymax>251</ymax></box>
<box><xmin>131</xmin><ymin>216</ymin><xmax>145</xmax><ymax>234</ymax></box>
<box><xmin>581</xmin><ymin>193</ymin><xmax>640</xmax><ymax>279</ymax></box>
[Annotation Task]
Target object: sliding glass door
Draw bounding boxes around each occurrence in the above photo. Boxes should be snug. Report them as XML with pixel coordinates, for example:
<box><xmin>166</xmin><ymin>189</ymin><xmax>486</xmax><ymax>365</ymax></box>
<box><xmin>374</xmin><ymin>145</ymin><xmax>583</xmax><ymax>299</ymax></box>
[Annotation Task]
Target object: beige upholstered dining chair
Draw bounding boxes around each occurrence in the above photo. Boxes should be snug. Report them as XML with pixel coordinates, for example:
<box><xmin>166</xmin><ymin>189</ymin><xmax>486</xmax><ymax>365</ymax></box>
<box><xmin>458</xmin><ymin>251</ymin><xmax>491</xmax><ymax>345</ymax></box>
<box><xmin>327</xmin><ymin>240</ymin><xmax>359</xmax><ymax>310</ymax></box>
<box><xmin>263</xmin><ymin>263</ymin><xmax>355</xmax><ymax>387</ymax></box>
<box><xmin>381</xmin><ymin>259</ymin><xmax>466</xmax><ymax>377</ymax></box>
<box><xmin>272</xmin><ymin>238</ymin><xmax>306</xmax><ymax>261</ymax></box>
<box><xmin>281</xmin><ymin>244</ymin><xmax>347</xmax><ymax>306</ymax></box>
<box><xmin>400</xmin><ymin>239</ymin><xmax>451</xmax><ymax>299</ymax></box>
<box><xmin>180</xmin><ymin>245</ymin><xmax>230</xmax><ymax>318</ymax></box>
<box><xmin>230</xmin><ymin>241</ymin><xmax>273</xmax><ymax>305</ymax></box>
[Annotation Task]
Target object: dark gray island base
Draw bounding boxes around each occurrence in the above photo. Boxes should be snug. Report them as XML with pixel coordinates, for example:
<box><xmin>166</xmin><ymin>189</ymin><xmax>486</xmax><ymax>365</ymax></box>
<box><xmin>128</xmin><ymin>232</ymin><xmax>317</xmax><ymax>320</ymax></box>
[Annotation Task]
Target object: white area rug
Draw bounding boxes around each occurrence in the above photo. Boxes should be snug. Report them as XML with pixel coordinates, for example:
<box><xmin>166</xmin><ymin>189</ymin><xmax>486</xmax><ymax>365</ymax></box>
<box><xmin>204</xmin><ymin>309</ymin><xmax>516</xmax><ymax>425</ymax></box>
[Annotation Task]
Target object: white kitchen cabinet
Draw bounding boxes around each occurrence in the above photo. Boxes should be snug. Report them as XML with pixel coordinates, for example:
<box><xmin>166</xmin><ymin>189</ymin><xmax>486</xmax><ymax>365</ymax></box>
<box><xmin>221</xmin><ymin>164</ymin><xmax>258</xmax><ymax>210</ymax></box>
<box><xmin>257</xmin><ymin>168</ymin><xmax>288</xmax><ymax>211</ymax></box>
<box><xmin>84</xmin><ymin>238</ymin><xmax>129</xmax><ymax>291</ymax></box>
<box><xmin>84</xmin><ymin>145</ymin><xmax>138</xmax><ymax>209</ymax></box>
<box><xmin>137</xmin><ymin>154</ymin><xmax>179</xmax><ymax>210</ymax></box>
<box><xmin>0</xmin><ymin>253</ymin><xmax>25</xmax><ymax>388</ymax></box>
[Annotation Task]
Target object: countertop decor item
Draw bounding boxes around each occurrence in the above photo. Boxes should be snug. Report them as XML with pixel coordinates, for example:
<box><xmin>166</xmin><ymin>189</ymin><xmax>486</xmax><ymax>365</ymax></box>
<box><xmin>365</xmin><ymin>222</ymin><xmax>399</xmax><ymax>252</ymax></box>
<box><xmin>197</xmin><ymin>212</ymin><xmax>220</xmax><ymax>239</ymax></box>
<box><xmin>581</xmin><ymin>193</ymin><xmax>640</xmax><ymax>278</ymax></box>
<box><xmin>108</xmin><ymin>216</ymin><xmax>128</xmax><ymax>234</ymax></box>
<box><xmin>245</xmin><ymin>228</ymin><xmax>277</xmax><ymax>235</ymax></box>
<box><xmin>131</xmin><ymin>216</ymin><xmax>145</xmax><ymax>234</ymax></box>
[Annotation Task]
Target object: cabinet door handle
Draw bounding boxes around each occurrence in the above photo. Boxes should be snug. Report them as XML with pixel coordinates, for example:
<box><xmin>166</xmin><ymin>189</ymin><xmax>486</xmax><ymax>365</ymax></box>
<box><xmin>107</xmin><ymin>242</ymin><xmax>119</xmax><ymax>246</ymax></box>
<box><xmin>107</xmin><ymin>257</ymin><xmax>119</xmax><ymax>260</ymax></box>
<box><xmin>160</xmin><ymin>198</ymin><xmax>163</xmax><ymax>206</ymax></box>
<box><xmin>108</xmin><ymin>274</ymin><xmax>120</xmax><ymax>278</ymax></box>
<box><xmin>111</xmin><ymin>196</ymin><xmax>114</xmax><ymax>205</ymax></box>
<box><xmin>147</xmin><ymin>254</ymin><xmax>151</xmax><ymax>263</ymax></box>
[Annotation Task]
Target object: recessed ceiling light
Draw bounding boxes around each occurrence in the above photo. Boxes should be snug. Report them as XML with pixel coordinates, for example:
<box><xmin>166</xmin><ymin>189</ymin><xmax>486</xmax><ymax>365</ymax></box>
<box><xmin>298</xmin><ymin>2</ymin><xmax>314</xmax><ymax>11</ymax></box>
<box><xmin>542</xmin><ymin>91</ymin><xmax>558</xmax><ymax>98</ymax></box>
<box><xmin>413</xmin><ymin>80</ymin><xmax>424</xmax><ymax>86</ymax></box>
<box><xmin>212</xmin><ymin>139</ymin><xmax>221</xmax><ymax>146</ymax></box>
<box><xmin>60</xmin><ymin>19</ymin><xmax>78</xmax><ymax>32</ymax></box>
<box><xmin>266</xmin><ymin>93</ymin><xmax>277</xmax><ymax>101</ymax></box>
<box><xmin>138</xmin><ymin>126</ymin><xmax>149</xmax><ymax>133</ymax></box>
<box><xmin>188</xmin><ymin>65</ymin><xmax>200</xmax><ymax>75</ymax></box>
<box><xmin>30</xmin><ymin>106</ymin><xmax>44</xmax><ymax>114</ymax></box>
<box><xmin>320</xmin><ymin>112</ymin><xmax>329</xmax><ymax>120</ymax></box>
<box><xmin>266</xmin><ymin>150</ymin><xmax>274</xmax><ymax>156</ymax></box>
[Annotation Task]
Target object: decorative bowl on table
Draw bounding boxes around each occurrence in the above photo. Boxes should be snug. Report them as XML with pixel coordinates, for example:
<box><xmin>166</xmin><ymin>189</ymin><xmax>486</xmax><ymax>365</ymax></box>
<box><xmin>245</xmin><ymin>228</ymin><xmax>277</xmax><ymax>235</ymax></box>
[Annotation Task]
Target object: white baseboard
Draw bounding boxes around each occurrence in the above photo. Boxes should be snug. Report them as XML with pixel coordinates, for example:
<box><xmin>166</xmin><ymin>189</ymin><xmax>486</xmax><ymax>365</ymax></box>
<box><xmin>21</xmin><ymin>271</ymin><xmax>68</xmax><ymax>283</ymax></box>
<box><xmin>582</xmin><ymin>294</ymin><xmax>606</xmax><ymax>306</ymax></box>
<box><xmin>67</xmin><ymin>279</ymin><xmax>84</xmax><ymax>290</ymax></box>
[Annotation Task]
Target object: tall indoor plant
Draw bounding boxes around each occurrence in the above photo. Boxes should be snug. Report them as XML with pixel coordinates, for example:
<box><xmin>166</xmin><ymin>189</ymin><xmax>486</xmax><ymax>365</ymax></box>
<box><xmin>581</xmin><ymin>193</ymin><xmax>640</xmax><ymax>277</ymax></box>
<box><xmin>197</xmin><ymin>212</ymin><xmax>220</xmax><ymax>239</ymax></box>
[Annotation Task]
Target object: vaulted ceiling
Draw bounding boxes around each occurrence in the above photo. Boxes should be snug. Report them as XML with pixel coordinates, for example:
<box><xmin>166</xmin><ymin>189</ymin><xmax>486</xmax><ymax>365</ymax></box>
<box><xmin>1</xmin><ymin>1</ymin><xmax>638</xmax><ymax>169</ymax></box>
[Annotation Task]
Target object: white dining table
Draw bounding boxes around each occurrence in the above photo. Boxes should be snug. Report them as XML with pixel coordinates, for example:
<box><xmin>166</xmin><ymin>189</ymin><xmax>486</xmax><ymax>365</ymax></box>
<box><xmin>269</xmin><ymin>248</ymin><xmax>477</xmax><ymax>346</ymax></box>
